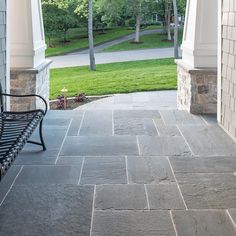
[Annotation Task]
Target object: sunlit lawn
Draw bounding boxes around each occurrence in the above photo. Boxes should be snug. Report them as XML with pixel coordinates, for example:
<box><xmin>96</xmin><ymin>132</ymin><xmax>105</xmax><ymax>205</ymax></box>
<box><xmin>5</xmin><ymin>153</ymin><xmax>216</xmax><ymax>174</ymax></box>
<box><xmin>46</xmin><ymin>28</ymin><xmax>135</xmax><ymax>57</ymax></box>
<box><xmin>103</xmin><ymin>29</ymin><xmax>183</xmax><ymax>52</ymax></box>
<box><xmin>50</xmin><ymin>58</ymin><xmax>177</xmax><ymax>100</ymax></box>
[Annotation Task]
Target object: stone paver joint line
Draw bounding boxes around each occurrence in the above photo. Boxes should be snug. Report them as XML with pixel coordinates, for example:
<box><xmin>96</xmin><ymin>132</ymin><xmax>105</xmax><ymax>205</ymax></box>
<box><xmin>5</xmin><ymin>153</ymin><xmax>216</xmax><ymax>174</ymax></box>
<box><xmin>200</xmin><ymin>115</ymin><xmax>210</xmax><ymax>126</ymax></box>
<box><xmin>159</xmin><ymin>110</ymin><xmax>167</xmax><ymax>126</ymax></box>
<box><xmin>54</xmin><ymin>119</ymin><xmax>73</xmax><ymax>164</ymax></box>
<box><xmin>169</xmin><ymin>210</ymin><xmax>179</xmax><ymax>236</ymax></box>
<box><xmin>112</xmin><ymin>110</ymin><xmax>114</xmax><ymax>136</ymax></box>
<box><xmin>152</xmin><ymin>118</ymin><xmax>160</xmax><ymax>136</ymax></box>
<box><xmin>0</xmin><ymin>166</ymin><xmax>24</xmax><ymax>207</ymax></box>
<box><xmin>77</xmin><ymin>110</ymin><xmax>86</xmax><ymax>136</ymax></box>
<box><xmin>176</xmin><ymin>125</ymin><xmax>195</xmax><ymax>156</ymax></box>
<box><xmin>166</xmin><ymin>157</ymin><xmax>188</xmax><ymax>210</ymax></box>
<box><xmin>125</xmin><ymin>156</ymin><xmax>129</xmax><ymax>184</ymax></box>
<box><xmin>136</xmin><ymin>136</ymin><xmax>141</xmax><ymax>155</ymax></box>
<box><xmin>226</xmin><ymin>210</ymin><xmax>236</xmax><ymax>229</ymax></box>
<box><xmin>78</xmin><ymin>157</ymin><xmax>85</xmax><ymax>185</ymax></box>
<box><xmin>90</xmin><ymin>185</ymin><xmax>96</xmax><ymax>236</ymax></box>
<box><xmin>144</xmin><ymin>184</ymin><xmax>150</xmax><ymax>210</ymax></box>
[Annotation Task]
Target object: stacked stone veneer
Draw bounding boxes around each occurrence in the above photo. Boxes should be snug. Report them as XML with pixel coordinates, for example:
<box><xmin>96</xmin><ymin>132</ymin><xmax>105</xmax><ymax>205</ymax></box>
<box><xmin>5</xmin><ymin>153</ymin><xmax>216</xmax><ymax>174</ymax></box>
<box><xmin>177</xmin><ymin>61</ymin><xmax>217</xmax><ymax>114</ymax></box>
<box><xmin>221</xmin><ymin>0</ymin><xmax>236</xmax><ymax>139</ymax></box>
<box><xmin>0</xmin><ymin>0</ymin><xmax>6</xmax><ymax>93</ymax></box>
<box><xmin>10</xmin><ymin>60</ymin><xmax>51</xmax><ymax>111</ymax></box>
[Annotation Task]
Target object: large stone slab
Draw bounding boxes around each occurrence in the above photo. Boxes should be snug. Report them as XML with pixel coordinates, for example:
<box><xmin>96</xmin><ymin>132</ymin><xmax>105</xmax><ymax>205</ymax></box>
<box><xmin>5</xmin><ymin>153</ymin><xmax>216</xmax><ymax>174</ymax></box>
<box><xmin>201</xmin><ymin>114</ymin><xmax>217</xmax><ymax>125</ymax></box>
<box><xmin>179</xmin><ymin>125</ymin><xmax>236</xmax><ymax>156</ymax></box>
<box><xmin>15</xmin><ymin>154</ymin><xmax>57</xmax><ymax>165</ymax></box>
<box><xmin>16</xmin><ymin>127</ymin><xmax>67</xmax><ymax>164</ymax></box>
<box><xmin>56</xmin><ymin>156</ymin><xmax>84</xmax><ymax>165</ymax></box>
<box><xmin>229</xmin><ymin>210</ymin><xmax>236</xmax><ymax>224</ymax></box>
<box><xmin>92</xmin><ymin>211</ymin><xmax>175</xmax><ymax>236</ymax></box>
<box><xmin>43</xmin><ymin>118</ymin><xmax>72</xmax><ymax>127</ymax></box>
<box><xmin>176</xmin><ymin>173</ymin><xmax>236</xmax><ymax>209</ymax></box>
<box><xmin>0</xmin><ymin>166</ymin><xmax>22</xmax><ymax>204</ymax></box>
<box><xmin>147</xmin><ymin>184</ymin><xmax>185</xmax><ymax>210</ymax></box>
<box><xmin>79</xmin><ymin>110</ymin><xmax>112</xmax><ymax>136</ymax></box>
<box><xmin>127</xmin><ymin>156</ymin><xmax>175</xmax><ymax>184</ymax></box>
<box><xmin>80</xmin><ymin>157</ymin><xmax>126</xmax><ymax>184</ymax></box>
<box><xmin>138</xmin><ymin>136</ymin><xmax>191</xmax><ymax>156</ymax></box>
<box><xmin>60</xmin><ymin>136</ymin><xmax>139</xmax><ymax>156</ymax></box>
<box><xmin>114</xmin><ymin>94</ymin><xmax>133</xmax><ymax>104</ymax></box>
<box><xmin>160</xmin><ymin>110</ymin><xmax>206</xmax><ymax>125</ymax></box>
<box><xmin>170</xmin><ymin>156</ymin><xmax>236</xmax><ymax>173</ymax></box>
<box><xmin>114</xmin><ymin>118</ymin><xmax>158</xmax><ymax>135</ymax></box>
<box><xmin>45</xmin><ymin>110</ymin><xmax>84</xmax><ymax>119</ymax></box>
<box><xmin>0</xmin><ymin>185</ymin><xmax>94</xmax><ymax>236</ymax></box>
<box><xmin>68</xmin><ymin>116</ymin><xmax>83</xmax><ymax>136</ymax></box>
<box><xmin>114</xmin><ymin>110</ymin><xmax>161</xmax><ymax>119</ymax></box>
<box><xmin>173</xmin><ymin>210</ymin><xmax>236</xmax><ymax>236</ymax></box>
<box><xmin>155</xmin><ymin>125</ymin><xmax>181</xmax><ymax>137</ymax></box>
<box><xmin>95</xmin><ymin>185</ymin><xmax>147</xmax><ymax>210</ymax></box>
<box><xmin>15</xmin><ymin>166</ymin><xmax>81</xmax><ymax>185</ymax></box>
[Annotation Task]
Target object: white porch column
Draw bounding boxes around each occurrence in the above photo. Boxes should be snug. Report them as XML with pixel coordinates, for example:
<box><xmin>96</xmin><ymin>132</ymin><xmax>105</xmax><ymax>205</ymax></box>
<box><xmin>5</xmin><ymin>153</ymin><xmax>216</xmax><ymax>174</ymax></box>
<box><xmin>176</xmin><ymin>0</ymin><xmax>218</xmax><ymax>114</ymax></box>
<box><xmin>9</xmin><ymin>0</ymin><xmax>51</xmax><ymax>111</ymax></box>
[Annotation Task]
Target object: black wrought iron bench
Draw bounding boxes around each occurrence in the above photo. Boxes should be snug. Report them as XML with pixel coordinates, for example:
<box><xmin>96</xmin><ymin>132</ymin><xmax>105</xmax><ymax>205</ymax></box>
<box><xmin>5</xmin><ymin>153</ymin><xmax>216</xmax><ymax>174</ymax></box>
<box><xmin>0</xmin><ymin>84</ymin><xmax>47</xmax><ymax>181</ymax></box>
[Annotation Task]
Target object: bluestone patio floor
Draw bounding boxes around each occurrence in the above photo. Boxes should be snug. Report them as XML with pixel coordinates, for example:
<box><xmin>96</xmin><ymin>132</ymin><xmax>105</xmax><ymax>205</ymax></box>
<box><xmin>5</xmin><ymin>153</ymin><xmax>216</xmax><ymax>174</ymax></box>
<box><xmin>0</xmin><ymin>91</ymin><xmax>236</xmax><ymax>235</ymax></box>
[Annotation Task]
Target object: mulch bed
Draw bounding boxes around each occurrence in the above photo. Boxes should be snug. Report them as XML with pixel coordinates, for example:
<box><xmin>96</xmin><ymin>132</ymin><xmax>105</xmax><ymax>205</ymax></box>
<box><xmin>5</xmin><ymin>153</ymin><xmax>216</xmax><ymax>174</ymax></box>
<box><xmin>50</xmin><ymin>97</ymin><xmax>106</xmax><ymax>110</ymax></box>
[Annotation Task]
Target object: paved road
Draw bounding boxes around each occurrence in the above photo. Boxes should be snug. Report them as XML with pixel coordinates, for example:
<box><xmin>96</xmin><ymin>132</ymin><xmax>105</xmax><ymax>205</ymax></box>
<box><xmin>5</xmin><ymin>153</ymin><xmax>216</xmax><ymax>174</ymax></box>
<box><xmin>50</xmin><ymin>47</ymin><xmax>178</xmax><ymax>68</ymax></box>
<box><xmin>49</xmin><ymin>28</ymin><xmax>180</xmax><ymax>69</ymax></box>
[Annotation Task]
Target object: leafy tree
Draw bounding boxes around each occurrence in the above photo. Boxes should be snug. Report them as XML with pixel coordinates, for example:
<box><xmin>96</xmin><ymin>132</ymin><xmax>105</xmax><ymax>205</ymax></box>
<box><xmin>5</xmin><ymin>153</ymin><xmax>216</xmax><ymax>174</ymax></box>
<box><xmin>95</xmin><ymin>0</ymin><xmax>126</xmax><ymax>27</ymax></box>
<box><xmin>42</xmin><ymin>0</ymin><xmax>79</xmax><ymax>44</ymax></box>
<box><xmin>178</xmin><ymin>0</ymin><xmax>187</xmax><ymax>17</ymax></box>
<box><xmin>124</xmin><ymin>0</ymin><xmax>143</xmax><ymax>42</ymax></box>
<box><xmin>75</xmin><ymin>0</ymin><xmax>96</xmax><ymax>70</ymax></box>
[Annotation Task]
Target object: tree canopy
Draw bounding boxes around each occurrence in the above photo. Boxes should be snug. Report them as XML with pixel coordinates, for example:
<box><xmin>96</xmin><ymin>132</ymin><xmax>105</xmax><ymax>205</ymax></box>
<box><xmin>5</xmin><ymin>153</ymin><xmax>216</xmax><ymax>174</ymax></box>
<box><xmin>42</xmin><ymin>0</ymin><xmax>187</xmax><ymax>43</ymax></box>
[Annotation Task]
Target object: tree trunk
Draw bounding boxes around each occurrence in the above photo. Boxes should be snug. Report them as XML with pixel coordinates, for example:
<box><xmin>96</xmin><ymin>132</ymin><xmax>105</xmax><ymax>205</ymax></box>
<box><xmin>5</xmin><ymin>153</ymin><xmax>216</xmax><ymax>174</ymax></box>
<box><xmin>172</xmin><ymin>0</ymin><xmax>179</xmax><ymax>58</ymax></box>
<box><xmin>164</xmin><ymin>1</ymin><xmax>168</xmax><ymax>34</ymax></box>
<box><xmin>162</xmin><ymin>21</ymin><xmax>167</xmax><ymax>34</ymax></box>
<box><xmin>88</xmin><ymin>0</ymin><xmax>96</xmax><ymax>71</ymax></box>
<box><xmin>63</xmin><ymin>31</ymin><xmax>67</xmax><ymax>43</ymax></box>
<box><xmin>166</xmin><ymin>3</ymin><xmax>172</xmax><ymax>41</ymax></box>
<box><xmin>48</xmin><ymin>36</ymin><xmax>52</xmax><ymax>48</ymax></box>
<box><xmin>134</xmin><ymin>1</ymin><xmax>142</xmax><ymax>43</ymax></box>
<box><xmin>134</xmin><ymin>14</ymin><xmax>141</xmax><ymax>42</ymax></box>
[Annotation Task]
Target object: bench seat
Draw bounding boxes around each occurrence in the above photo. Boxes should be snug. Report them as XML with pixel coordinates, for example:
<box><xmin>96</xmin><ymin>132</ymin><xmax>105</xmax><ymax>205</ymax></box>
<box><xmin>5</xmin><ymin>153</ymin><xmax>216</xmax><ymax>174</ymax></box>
<box><xmin>0</xmin><ymin>110</ymin><xmax>44</xmax><ymax>178</ymax></box>
<box><xmin>0</xmin><ymin>83</ymin><xmax>47</xmax><ymax>181</ymax></box>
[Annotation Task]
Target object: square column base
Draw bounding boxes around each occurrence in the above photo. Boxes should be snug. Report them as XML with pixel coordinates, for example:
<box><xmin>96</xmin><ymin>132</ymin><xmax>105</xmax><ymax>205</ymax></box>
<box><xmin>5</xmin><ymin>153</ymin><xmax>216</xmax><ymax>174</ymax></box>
<box><xmin>10</xmin><ymin>60</ymin><xmax>52</xmax><ymax>111</ymax></box>
<box><xmin>176</xmin><ymin>60</ymin><xmax>217</xmax><ymax>114</ymax></box>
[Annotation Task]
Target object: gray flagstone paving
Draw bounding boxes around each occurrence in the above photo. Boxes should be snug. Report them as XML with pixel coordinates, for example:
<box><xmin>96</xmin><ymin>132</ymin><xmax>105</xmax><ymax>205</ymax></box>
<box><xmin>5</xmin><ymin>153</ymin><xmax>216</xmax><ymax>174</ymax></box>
<box><xmin>0</xmin><ymin>91</ymin><xmax>236</xmax><ymax>235</ymax></box>
<box><xmin>172</xmin><ymin>210</ymin><xmax>236</xmax><ymax>236</ymax></box>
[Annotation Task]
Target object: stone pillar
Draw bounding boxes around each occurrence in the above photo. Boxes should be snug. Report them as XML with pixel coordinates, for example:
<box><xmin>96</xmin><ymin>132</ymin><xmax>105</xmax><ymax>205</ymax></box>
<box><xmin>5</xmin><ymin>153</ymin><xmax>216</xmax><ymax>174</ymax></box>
<box><xmin>9</xmin><ymin>0</ymin><xmax>51</xmax><ymax>111</ymax></box>
<box><xmin>176</xmin><ymin>0</ymin><xmax>218</xmax><ymax>114</ymax></box>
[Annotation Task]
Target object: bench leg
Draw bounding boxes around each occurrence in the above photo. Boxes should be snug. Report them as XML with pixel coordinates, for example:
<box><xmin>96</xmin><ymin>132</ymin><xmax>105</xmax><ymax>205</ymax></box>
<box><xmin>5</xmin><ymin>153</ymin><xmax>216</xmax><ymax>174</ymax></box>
<box><xmin>39</xmin><ymin>119</ymin><xmax>46</xmax><ymax>151</ymax></box>
<box><xmin>27</xmin><ymin>119</ymin><xmax>46</xmax><ymax>151</ymax></box>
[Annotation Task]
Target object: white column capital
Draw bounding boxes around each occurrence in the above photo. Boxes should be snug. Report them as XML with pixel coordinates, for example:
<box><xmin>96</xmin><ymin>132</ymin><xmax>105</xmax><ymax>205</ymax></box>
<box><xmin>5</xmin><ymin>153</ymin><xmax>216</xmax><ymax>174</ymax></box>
<box><xmin>10</xmin><ymin>0</ymin><xmax>46</xmax><ymax>68</ymax></box>
<box><xmin>181</xmin><ymin>0</ymin><xmax>218</xmax><ymax>68</ymax></box>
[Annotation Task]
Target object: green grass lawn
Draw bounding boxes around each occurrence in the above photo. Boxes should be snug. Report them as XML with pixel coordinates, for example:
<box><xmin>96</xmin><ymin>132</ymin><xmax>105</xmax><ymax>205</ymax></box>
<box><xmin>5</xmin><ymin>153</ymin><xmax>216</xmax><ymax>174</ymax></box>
<box><xmin>103</xmin><ymin>30</ymin><xmax>183</xmax><ymax>52</ymax></box>
<box><xmin>50</xmin><ymin>58</ymin><xmax>177</xmax><ymax>100</ymax></box>
<box><xmin>46</xmin><ymin>28</ymin><xmax>135</xmax><ymax>57</ymax></box>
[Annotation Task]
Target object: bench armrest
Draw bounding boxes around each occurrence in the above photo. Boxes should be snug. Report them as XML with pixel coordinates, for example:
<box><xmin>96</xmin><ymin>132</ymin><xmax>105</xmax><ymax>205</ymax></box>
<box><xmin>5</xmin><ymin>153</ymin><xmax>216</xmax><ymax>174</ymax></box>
<box><xmin>1</xmin><ymin>93</ymin><xmax>48</xmax><ymax>115</ymax></box>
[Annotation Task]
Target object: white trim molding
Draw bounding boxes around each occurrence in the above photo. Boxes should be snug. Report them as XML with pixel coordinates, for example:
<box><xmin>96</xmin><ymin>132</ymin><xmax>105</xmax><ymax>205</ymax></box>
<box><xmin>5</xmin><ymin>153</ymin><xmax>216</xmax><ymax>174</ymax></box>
<box><xmin>9</xmin><ymin>0</ymin><xmax>46</xmax><ymax>68</ymax></box>
<box><xmin>181</xmin><ymin>0</ymin><xmax>218</xmax><ymax>68</ymax></box>
<box><xmin>217</xmin><ymin>0</ymin><xmax>222</xmax><ymax>123</ymax></box>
